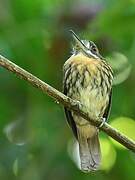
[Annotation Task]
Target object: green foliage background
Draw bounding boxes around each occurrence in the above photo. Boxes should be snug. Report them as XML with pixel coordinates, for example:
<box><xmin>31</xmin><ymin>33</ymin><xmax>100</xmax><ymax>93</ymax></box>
<box><xmin>0</xmin><ymin>0</ymin><xmax>135</xmax><ymax>179</ymax></box>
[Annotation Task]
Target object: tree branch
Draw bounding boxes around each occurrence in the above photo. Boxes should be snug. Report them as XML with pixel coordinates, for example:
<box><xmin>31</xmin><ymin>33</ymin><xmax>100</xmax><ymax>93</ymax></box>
<box><xmin>0</xmin><ymin>54</ymin><xmax>135</xmax><ymax>152</ymax></box>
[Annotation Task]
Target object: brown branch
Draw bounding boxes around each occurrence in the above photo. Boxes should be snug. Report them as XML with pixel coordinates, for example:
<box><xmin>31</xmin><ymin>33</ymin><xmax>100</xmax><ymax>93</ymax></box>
<box><xmin>0</xmin><ymin>54</ymin><xmax>135</xmax><ymax>152</ymax></box>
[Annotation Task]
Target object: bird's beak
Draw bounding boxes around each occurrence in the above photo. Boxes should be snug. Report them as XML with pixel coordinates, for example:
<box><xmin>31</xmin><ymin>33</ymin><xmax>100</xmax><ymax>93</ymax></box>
<box><xmin>69</xmin><ymin>30</ymin><xmax>86</xmax><ymax>50</ymax></box>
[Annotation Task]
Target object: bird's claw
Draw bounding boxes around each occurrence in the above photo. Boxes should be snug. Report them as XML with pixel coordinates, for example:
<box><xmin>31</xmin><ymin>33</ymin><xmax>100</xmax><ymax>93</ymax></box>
<box><xmin>99</xmin><ymin>117</ymin><xmax>106</xmax><ymax>128</ymax></box>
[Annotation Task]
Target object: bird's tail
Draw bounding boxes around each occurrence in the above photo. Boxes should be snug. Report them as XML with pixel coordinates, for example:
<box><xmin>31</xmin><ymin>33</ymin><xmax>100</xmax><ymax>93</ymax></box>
<box><xmin>78</xmin><ymin>131</ymin><xmax>101</xmax><ymax>172</ymax></box>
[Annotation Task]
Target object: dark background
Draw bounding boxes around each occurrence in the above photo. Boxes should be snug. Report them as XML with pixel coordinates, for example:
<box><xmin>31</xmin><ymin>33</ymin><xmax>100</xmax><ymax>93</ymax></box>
<box><xmin>0</xmin><ymin>0</ymin><xmax>135</xmax><ymax>179</ymax></box>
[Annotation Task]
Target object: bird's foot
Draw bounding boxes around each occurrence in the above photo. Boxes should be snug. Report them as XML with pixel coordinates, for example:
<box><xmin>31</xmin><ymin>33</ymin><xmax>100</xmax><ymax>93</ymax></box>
<box><xmin>98</xmin><ymin>117</ymin><xmax>106</xmax><ymax>128</ymax></box>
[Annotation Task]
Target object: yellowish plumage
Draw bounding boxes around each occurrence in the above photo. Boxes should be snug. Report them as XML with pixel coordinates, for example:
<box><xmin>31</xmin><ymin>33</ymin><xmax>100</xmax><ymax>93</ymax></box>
<box><xmin>64</xmin><ymin>53</ymin><xmax>112</xmax><ymax>121</ymax></box>
<box><xmin>63</xmin><ymin>37</ymin><xmax>113</xmax><ymax>172</ymax></box>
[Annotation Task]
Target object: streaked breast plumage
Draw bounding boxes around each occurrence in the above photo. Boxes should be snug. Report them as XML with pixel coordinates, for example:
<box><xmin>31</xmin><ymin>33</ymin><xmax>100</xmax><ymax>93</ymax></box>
<box><xmin>64</xmin><ymin>53</ymin><xmax>113</xmax><ymax>121</ymax></box>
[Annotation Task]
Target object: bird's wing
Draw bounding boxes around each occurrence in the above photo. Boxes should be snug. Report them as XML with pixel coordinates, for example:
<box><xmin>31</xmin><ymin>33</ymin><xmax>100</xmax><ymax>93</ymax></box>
<box><xmin>63</xmin><ymin>84</ymin><xmax>78</xmax><ymax>139</ymax></box>
<box><xmin>103</xmin><ymin>89</ymin><xmax>112</xmax><ymax>121</ymax></box>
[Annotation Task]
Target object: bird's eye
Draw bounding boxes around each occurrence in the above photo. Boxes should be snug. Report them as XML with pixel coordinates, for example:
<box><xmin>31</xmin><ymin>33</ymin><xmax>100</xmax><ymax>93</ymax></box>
<box><xmin>91</xmin><ymin>46</ymin><xmax>97</xmax><ymax>52</ymax></box>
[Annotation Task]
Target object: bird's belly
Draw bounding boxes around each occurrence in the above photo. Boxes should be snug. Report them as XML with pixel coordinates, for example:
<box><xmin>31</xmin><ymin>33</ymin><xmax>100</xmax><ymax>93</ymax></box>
<box><xmin>80</xmin><ymin>87</ymin><xmax>109</xmax><ymax>118</ymax></box>
<box><xmin>72</xmin><ymin>86</ymin><xmax>109</xmax><ymax>125</ymax></box>
<box><xmin>72</xmin><ymin>87</ymin><xmax>109</xmax><ymax>138</ymax></box>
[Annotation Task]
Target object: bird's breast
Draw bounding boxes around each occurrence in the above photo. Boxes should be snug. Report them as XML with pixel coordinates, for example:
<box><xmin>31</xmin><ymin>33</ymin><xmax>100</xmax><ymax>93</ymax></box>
<box><xmin>64</xmin><ymin>53</ymin><xmax>113</xmax><ymax>121</ymax></box>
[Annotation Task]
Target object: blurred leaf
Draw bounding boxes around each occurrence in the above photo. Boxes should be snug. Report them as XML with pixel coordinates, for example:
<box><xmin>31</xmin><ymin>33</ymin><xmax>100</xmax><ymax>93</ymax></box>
<box><xmin>110</xmin><ymin>117</ymin><xmax>135</xmax><ymax>149</ymax></box>
<box><xmin>106</xmin><ymin>52</ymin><xmax>132</xmax><ymax>85</ymax></box>
<box><xmin>67</xmin><ymin>139</ymin><xmax>80</xmax><ymax>170</ymax></box>
<box><xmin>13</xmin><ymin>158</ymin><xmax>19</xmax><ymax>176</ymax></box>
<box><xmin>3</xmin><ymin>118</ymin><xmax>29</xmax><ymax>146</ymax></box>
<box><xmin>100</xmin><ymin>138</ymin><xmax>116</xmax><ymax>171</ymax></box>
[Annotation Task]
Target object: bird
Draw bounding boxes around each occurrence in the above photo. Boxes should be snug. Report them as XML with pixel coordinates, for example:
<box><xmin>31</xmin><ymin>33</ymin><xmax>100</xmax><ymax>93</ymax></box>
<box><xmin>63</xmin><ymin>30</ymin><xmax>113</xmax><ymax>172</ymax></box>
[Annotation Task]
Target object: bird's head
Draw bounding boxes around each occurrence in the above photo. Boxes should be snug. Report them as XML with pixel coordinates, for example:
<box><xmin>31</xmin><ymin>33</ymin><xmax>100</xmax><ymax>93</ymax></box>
<box><xmin>70</xmin><ymin>30</ymin><xmax>103</xmax><ymax>59</ymax></box>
